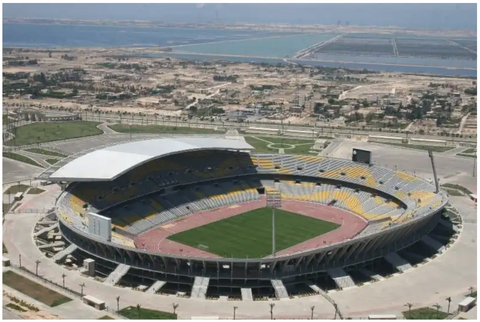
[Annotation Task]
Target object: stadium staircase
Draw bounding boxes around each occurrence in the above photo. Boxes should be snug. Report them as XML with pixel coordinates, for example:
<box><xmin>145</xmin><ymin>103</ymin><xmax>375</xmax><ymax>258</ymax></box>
<box><xmin>305</xmin><ymin>281</ymin><xmax>322</xmax><ymax>294</ymax></box>
<box><xmin>384</xmin><ymin>252</ymin><xmax>412</xmax><ymax>272</ymax></box>
<box><xmin>146</xmin><ymin>280</ymin><xmax>166</xmax><ymax>294</ymax></box>
<box><xmin>241</xmin><ymin>288</ymin><xmax>253</xmax><ymax>301</ymax></box>
<box><xmin>52</xmin><ymin>244</ymin><xmax>78</xmax><ymax>263</ymax></box>
<box><xmin>271</xmin><ymin>279</ymin><xmax>289</xmax><ymax>299</ymax></box>
<box><xmin>421</xmin><ymin>235</ymin><xmax>446</xmax><ymax>253</ymax></box>
<box><xmin>326</xmin><ymin>268</ymin><xmax>356</xmax><ymax>289</ymax></box>
<box><xmin>34</xmin><ymin>223</ymin><xmax>59</xmax><ymax>237</ymax></box>
<box><xmin>402</xmin><ymin>250</ymin><xmax>426</xmax><ymax>262</ymax></box>
<box><xmin>191</xmin><ymin>276</ymin><xmax>209</xmax><ymax>299</ymax></box>
<box><xmin>357</xmin><ymin>268</ymin><xmax>385</xmax><ymax>282</ymax></box>
<box><xmin>103</xmin><ymin>264</ymin><xmax>131</xmax><ymax>286</ymax></box>
<box><xmin>38</xmin><ymin>241</ymin><xmax>65</xmax><ymax>249</ymax></box>
<box><xmin>305</xmin><ymin>281</ymin><xmax>345</xmax><ymax>320</ymax></box>
<box><xmin>439</xmin><ymin>218</ymin><xmax>460</xmax><ymax>233</ymax></box>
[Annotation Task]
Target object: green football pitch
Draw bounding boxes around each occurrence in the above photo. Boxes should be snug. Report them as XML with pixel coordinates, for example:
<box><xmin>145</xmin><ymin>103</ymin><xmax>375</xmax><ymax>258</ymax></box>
<box><xmin>167</xmin><ymin>208</ymin><xmax>340</xmax><ymax>258</ymax></box>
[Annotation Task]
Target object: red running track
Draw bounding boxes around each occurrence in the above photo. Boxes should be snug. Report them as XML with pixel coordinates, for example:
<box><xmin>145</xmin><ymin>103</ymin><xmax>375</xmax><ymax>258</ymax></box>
<box><xmin>134</xmin><ymin>198</ymin><xmax>367</xmax><ymax>259</ymax></box>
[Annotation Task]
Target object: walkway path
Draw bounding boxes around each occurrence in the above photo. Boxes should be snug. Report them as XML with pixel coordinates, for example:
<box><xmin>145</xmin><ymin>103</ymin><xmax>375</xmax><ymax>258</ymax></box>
<box><xmin>457</xmin><ymin>112</ymin><xmax>471</xmax><ymax>134</ymax></box>
<box><xmin>14</xmin><ymin>150</ymin><xmax>50</xmax><ymax>168</ymax></box>
<box><xmin>97</xmin><ymin>122</ymin><xmax>117</xmax><ymax>134</ymax></box>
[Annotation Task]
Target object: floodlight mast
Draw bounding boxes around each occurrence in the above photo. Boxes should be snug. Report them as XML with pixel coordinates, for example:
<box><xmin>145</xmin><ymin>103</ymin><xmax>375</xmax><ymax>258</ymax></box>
<box><xmin>428</xmin><ymin>150</ymin><xmax>439</xmax><ymax>193</ymax></box>
<box><xmin>266</xmin><ymin>190</ymin><xmax>281</xmax><ymax>257</ymax></box>
<box><xmin>272</xmin><ymin>207</ymin><xmax>276</xmax><ymax>257</ymax></box>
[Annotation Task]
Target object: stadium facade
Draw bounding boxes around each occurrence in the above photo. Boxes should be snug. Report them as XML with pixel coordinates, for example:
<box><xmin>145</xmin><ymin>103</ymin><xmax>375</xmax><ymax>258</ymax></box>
<box><xmin>42</xmin><ymin>138</ymin><xmax>448</xmax><ymax>298</ymax></box>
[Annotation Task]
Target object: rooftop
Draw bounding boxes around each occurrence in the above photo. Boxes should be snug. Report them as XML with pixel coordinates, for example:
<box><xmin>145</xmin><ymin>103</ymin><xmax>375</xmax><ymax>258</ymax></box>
<box><xmin>48</xmin><ymin>138</ymin><xmax>253</xmax><ymax>182</ymax></box>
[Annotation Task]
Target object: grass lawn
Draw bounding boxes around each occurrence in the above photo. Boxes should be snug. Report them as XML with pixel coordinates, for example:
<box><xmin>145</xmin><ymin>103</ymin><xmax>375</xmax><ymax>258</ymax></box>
<box><xmin>381</xmin><ymin>143</ymin><xmax>453</xmax><ymax>152</ymax></box>
<box><xmin>45</xmin><ymin>159</ymin><xmax>60</xmax><ymax>165</ymax></box>
<box><xmin>4</xmin><ymin>184</ymin><xmax>30</xmax><ymax>194</ymax></box>
<box><xmin>457</xmin><ymin>153</ymin><xmax>477</xmax><ymax>158</ymax></box>
<box><xmin>470</xmin><ymin>291</ymin><xmax>477</xmax><ymax>298</ymax></box>
<box><xmin>443</xmin><ymin>188</ymin><xmax>464</xmax><ymax>196</ymax></box>
<box><xmin>441</xmin><ymin>183</ymin><xmax>472</xmax><ymax>195</ymax></box>
<box><xmin>98</xmin><ymin>315</ymin><xmax>114</xmax><ymax>319</ymax></box>
<box><xmin>403</xmin><ymin>307</ymin><xmax>448</xmax><ymax>319</ymax></box>
<box><xmin>27</xmin><ymin>187</ymin><xmax>45</xmax><ymax>195</ymax></box>
<box><xmin>3</xmin><ymin>152</ymin><xmax>43</xmax><ymax>168</ymax></box>
<box><xmin>3</xmin><ymin>271</ymin><xmax>72</xmax><ymax>307</ymax></box>
<box><xmin>463</xmin><ymin>148</ymin><xmax>476</xmax><ymax>154</ymax></box>
<box><xmin>168</xmin><ymin>208</ymin><xmax>340</xmax><ymax>258</ymax></box>
<box><xmin>109</xmin><ymin>124</ymin><xmax>219</xmax><ymax>135</ymax></box>
<box><xmin>25</xmin><ymin>148</ymin><xmax>67</xmax><ymax>158</ymax></box>
<box><xmin>5</xmin><ymin>121</ymin><xmax>102</xmax><ymax>146</ymax></box>
<box><xmin>118</xmin><ymin>306</ymin><xmax>177</xmax><ymax>319</ymax></box>
<box><xmin>244</xmin><ymin>136</ymin><xmax>316</xmax><ymax>155</ymax></box>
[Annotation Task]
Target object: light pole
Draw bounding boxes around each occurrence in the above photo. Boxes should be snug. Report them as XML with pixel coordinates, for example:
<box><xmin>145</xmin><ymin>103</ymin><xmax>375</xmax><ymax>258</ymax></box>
<box><xmin>333</xmin><ymin>303</ymin><xmax>338</xmax><ymax>320</ymax></box>
<box><xmin>473</xmin><ymin>152</ymin><xmax>476</xmax><ymax>177</ymax></box>
<box><xmin>79</xmin><ymin>283</ymin><xmax>86</xmax><ymax>297</ymax></box>
<box><xmin>18</xmin><ymin>254</ymin><xmax>21</xmax><ymax>268</ymax></box>
<box><xmin>446</xmin><ymin>297</ymin><xmax>451</xmax><ymax>314</ymax></box>
<box><xmin>233</xmin><ymin>306</ymin><xmax>238</xmax><ymax>320</ymax></box>
<box><xmin>404</xmin><ymin>303</ymin><xmax>413</xmax><ymax>319</ymax></box>
<box><xmin>116</xmin><ymin>296</ymin><xmax>120</xmax><ymax>312</ymax></box>
<box><xmin>35</xmin><ymin>260</ymin><xmax>41</xmax><ymax>276</ymax></box>
<box><xmin>310</xmin><ymin>306</ymin><xmax>315</xmax><ymax>320</ymax></box>
<box><xmin>172</xmin><ymin>303</ymin><xmax>179</xmax><ymax>315</ymax></box>
<box><xmin>272</xmin><ymin>206</ymin><xmax>276</xmax><ymax>257</ymax></box>
<box><xmin>270</xmin><ymin>303</ymin><xmax>275</xmax><ymax>320</ymax></box>
<box><xmin>62</xmin><ymin>273</ymin><xmax>66</xmax><ymax>288</ymax></box>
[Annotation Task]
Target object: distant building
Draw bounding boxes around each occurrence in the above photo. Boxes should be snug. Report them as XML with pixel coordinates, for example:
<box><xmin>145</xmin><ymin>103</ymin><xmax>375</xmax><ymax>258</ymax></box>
<box><xmin>289</xmin><ymin>106</ymin><xmax>303</xmax><ymax>114</ymax></box>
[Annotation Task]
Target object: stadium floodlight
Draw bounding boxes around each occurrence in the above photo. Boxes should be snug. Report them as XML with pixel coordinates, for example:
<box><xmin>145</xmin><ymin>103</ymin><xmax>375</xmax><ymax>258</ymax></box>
<box><xmin>266</xmin><ymin>190</ymin><xmax>282</xmax><ymax>257</ymax></box>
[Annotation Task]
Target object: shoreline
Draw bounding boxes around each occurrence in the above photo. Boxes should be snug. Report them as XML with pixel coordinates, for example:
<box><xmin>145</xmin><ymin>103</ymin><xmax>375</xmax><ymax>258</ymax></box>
<box><xmin>153</xmin><ymin>50</ymin><xmax>478</xmax><ymax>71</ymax></box>
<box><xmin>3</xmin><ymin>19</ymin><xmax>476</xmax><ymax>38</ymax></box>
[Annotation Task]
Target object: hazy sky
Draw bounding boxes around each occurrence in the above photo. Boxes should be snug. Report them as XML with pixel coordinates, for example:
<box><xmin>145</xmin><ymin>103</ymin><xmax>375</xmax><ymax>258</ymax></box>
<box><xmin>3</xmin><ymin>3</ymin><xmax>477</xmax><ymax>30</ymax></box>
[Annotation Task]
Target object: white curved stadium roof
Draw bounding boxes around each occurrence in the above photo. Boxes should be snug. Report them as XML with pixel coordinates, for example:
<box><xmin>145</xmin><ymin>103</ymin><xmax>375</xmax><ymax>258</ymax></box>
<box><xmin>49</xmin><ymin>138</ymin><xmax>254</xmax><ymax>181</ymax></box>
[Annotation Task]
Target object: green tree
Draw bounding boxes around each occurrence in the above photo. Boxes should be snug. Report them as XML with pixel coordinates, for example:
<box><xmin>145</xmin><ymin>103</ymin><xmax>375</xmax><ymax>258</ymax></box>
<box><xmin>366</xmin><ymin>112</ymin><xmax>375</xmax><ymax>123</ymax></box>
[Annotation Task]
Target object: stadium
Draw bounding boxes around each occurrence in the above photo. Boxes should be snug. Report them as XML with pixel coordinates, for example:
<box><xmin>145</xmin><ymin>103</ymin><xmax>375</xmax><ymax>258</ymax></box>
<box><xmin>42</xmin><ymin>137</ymin><xmax>449</xmax><ymax>301</ymax></box>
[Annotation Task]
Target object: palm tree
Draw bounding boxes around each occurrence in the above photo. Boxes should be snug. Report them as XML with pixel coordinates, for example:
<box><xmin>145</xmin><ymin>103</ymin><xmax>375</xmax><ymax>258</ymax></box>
<box><xmin>445</xmin><ymin>297</ymin><xmax>452</xmax><ymax>314</ymax></box>
<box><xmin>404</xmin><ymin>303</ymin><xmax>413</xmax><ymax>319</ymax></box>
<box><xmin>469</xmin><ymin>286</ymin><xmax>475</xmax><ymax>296</ymax></box>
<box><xmin>137</xmin><ymin>304</ymin><xmax>141</xmax><ymax>319</ymax></box>
<box><xmin>310</xmin><ymin>306</ymin><xmax>315</xmax><ymax>320</ymax></box>
<box><xmin>270</xmin><ymin>303</ymin><xmax>275</xmax><ymax>320</ymax></box>
<box><xmin>172</xmin><ymin>303</ymin><xmax>179</xmax><ymax>315</ymax></box>
<box><xmin>432</xmin><ymin>303</ymin><xmax>441</xmax><ymax>319</ymax></box>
